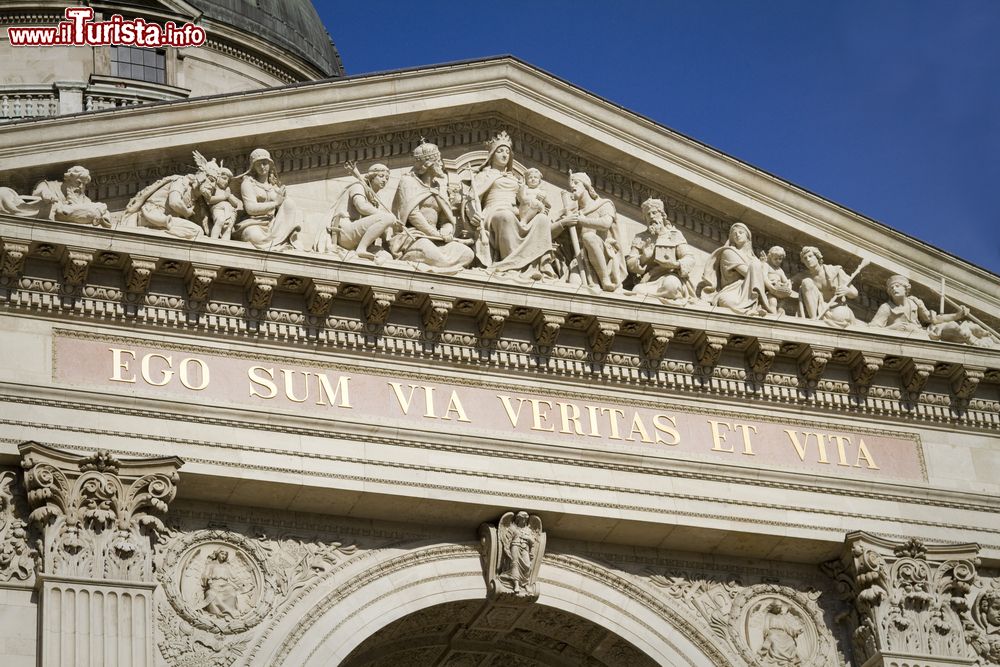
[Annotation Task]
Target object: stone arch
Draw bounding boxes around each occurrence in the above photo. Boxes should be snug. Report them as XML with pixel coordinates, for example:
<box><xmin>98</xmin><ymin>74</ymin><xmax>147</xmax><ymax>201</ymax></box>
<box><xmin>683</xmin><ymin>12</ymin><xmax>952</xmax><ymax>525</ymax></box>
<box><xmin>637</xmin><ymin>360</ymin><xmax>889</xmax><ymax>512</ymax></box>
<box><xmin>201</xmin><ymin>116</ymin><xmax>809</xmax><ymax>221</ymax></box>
<box><xmin>255</xmin><ymin>542</ymin><xmax>735</xmax><ymax>667</ymax></box>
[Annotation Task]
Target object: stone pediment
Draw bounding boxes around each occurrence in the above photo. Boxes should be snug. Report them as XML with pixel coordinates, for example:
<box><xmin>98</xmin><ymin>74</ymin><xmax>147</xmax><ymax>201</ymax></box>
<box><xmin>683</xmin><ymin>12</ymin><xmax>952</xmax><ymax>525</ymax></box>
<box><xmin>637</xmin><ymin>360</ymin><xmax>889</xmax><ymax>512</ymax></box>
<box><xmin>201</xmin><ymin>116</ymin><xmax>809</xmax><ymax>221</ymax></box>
<box><xmin>1</xmin><ymin>57</ymin><xmax>998</xmax><ymax>424</ymax></box>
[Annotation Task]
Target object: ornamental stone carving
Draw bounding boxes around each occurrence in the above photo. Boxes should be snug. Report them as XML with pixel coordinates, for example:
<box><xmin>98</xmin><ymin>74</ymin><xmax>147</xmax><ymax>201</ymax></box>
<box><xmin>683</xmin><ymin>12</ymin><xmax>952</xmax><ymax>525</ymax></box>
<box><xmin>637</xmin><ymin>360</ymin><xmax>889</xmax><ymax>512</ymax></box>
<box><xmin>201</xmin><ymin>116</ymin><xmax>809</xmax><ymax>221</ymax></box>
<box><xmin>0</xmin><ymin>469</ymin><xmax>35</xmax><ymax>582</ymax></box>
<box><xmin>20</xmin><ymin>442</ymin><xmax>181</xmax><ymax>582</ymax></box>
<box><xmin>727</xmin><ymin>585</ymin><xmax>839</xmax><ymax>667</ymax></box>
<box><xmin>4</xmin><ymin>126</ymin><xmax>996</xmax><ymax>350</ymax></box>
<box><xmin>970</xmin><ymin>581</ymin><xmax>1000</xmax><ymax>664</ymax></box>
<box><xmin>391</xmin><ymin>140</ymin><xmax>476</xmax><ymax>273</ymax></box>
<box><xmin>628</xmin><ymin>197</ymin><xmax>696</xmax><ymax>304</ymax></box>
<box><xmin>160</xmin><ymin>529</ymin><xmax>276</xmax><ymax>634</ymax></box>
<box><xmin>826</xmin><ymin>531</ymin><xmax>981</xmax><ymax>666</ymax></box>
<box><xmin>870</xmin><ymin>274</ymin><xmax>999</xmax><ymax>348</ymax></box>
<box><xmin>19</xmin><ymin>166</ymin><xmax>111</xmax><ymax>228</ymax></box>
<box><xmin>479</xmin><ymin>510</ymin><xmax>546</xmax><ymax>601</ymax></box>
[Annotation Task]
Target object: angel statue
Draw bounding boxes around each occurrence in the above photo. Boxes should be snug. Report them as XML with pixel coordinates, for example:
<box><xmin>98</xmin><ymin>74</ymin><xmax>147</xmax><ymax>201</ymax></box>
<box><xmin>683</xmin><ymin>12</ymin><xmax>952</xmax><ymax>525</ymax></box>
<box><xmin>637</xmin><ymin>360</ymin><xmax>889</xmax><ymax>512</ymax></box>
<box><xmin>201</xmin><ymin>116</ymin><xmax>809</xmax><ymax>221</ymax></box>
<box><xmin>478</xmin><ymin>510</ymin><xmax>546</xmax><ymax>601</ymax></box>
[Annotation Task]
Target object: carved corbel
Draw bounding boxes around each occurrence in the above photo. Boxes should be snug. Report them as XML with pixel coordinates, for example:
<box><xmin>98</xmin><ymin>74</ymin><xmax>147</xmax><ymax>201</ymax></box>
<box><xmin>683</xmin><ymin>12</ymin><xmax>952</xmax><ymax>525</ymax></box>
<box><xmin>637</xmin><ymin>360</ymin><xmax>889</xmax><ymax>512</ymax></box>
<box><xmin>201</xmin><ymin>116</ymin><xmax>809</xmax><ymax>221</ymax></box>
<box><xmin>247</xmin><ymin>272</ymin><xmax>279</xmax><ymax>319</ymax></box>
<box><xmin>746</xmin><ymin>338</ymin><xmax>781</xmax><ymax>385</ymax></box>
<box><xmin>61</xmin><ymin>248</ymin><xmax>94</xmax><ymax>299</ymax></box>
<box><xmin>951</xmin><ymin>365</ymin><xmax>985</xmax><ymax>412</ymax></box>
<box><xmin>478</xmin><ymin>305</ymin><xmax>510</xmax><ymax>344</ymax></box>
<box><xmin>641</xmin><ymin>325</ymin><xmax>675</xmax><ymax>367</ymax></box>
<box><xmin>0</xmin><ymin>239</ymin><xmax>30</xmax><ymax>293</ymax></box>
<box><xmin>588</xmin><ymin>319</ymin><xmax>621</xmax><ymax>363</ymax></box>
<box><xmin>422</xmin><ymin>297</ymin><xmax>454</xmax><ymax>338</ymax></box>
<box><xmin>900</xmin><ymin>358</ymin><xmax>936</xmax><ymax>406</ymax></box>
<box><xmin>533</xmin><ymin>311</ymin><xmax>564</xmax><ymax>351</ymax></box>
<box><xmin>186</xmin><ymin>264</ymin><xmax>217</xmax><ymax>311</ymax></box>
<box><xmin>695</xmin><ymin>333</ymin><xmax>729</xmax><ymax>377</ymax></box>
<box><xmin>798</xmin><ymin>345</ymin><xmax>833</xmax><ymax>392</ymax></box>
<box><xmin>364</xmin><ymin>288</ymin><xmax>396</xmax><ymax>333</ymax></box>
<box><xmin>305</xmin><ymin>279</ymin><xmax>339</xmax><ymax>325</ymax></box>
<box><xmin>850</xmin><ymin>353</ymin><xmax>885</xmax><ymax>398</ymax></box>
<box><xmin>123</xmin><ymin>256</ymin><xmax>157</xmax><ymax>311</ymax></box>
<box><xmin>478</xmin><ymin>511</ymin><xmax>546</xmax><ymax>602</ymax></box>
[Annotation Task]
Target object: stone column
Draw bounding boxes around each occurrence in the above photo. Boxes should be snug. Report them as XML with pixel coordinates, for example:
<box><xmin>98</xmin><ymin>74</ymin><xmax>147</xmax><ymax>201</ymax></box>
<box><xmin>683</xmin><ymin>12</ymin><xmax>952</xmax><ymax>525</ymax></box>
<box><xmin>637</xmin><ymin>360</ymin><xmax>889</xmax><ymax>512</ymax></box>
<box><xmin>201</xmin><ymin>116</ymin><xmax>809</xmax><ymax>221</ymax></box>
<box><xmin>19</xmin><ymin>442</ymin><xmax>182</xmax><ymax>667</ymax></box>
<box><xmin>827</xmin><ymin>531</ymin><xmax>982</xmax><ymax>667</ymax></box>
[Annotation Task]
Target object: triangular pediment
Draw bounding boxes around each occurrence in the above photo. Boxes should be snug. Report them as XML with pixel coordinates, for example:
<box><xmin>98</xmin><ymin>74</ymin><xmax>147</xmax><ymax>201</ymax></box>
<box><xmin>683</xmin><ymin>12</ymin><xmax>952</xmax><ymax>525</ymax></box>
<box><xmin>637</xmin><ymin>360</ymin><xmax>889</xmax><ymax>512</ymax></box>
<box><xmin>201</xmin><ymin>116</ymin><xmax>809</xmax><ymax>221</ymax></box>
<box><xmin>1</xmin><ymin>57</ymin><xmax>998</xmax><ymax>362</ymax></box>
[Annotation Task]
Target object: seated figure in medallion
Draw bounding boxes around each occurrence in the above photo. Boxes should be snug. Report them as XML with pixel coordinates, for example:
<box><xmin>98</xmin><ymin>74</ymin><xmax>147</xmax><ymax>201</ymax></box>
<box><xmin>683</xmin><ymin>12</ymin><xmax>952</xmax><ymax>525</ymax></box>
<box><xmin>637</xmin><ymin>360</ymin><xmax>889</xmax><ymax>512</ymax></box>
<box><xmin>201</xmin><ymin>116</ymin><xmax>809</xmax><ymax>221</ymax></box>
<box><xmin>391</xmin><ymin>141</ymin><xmax>475</xmax><ymax>273</ymax></box>
<box><xmin>324</xmin><ymin>163</ymin><xmax>400</xmax><ymax>259</ymax></box>
<box><xmin>32</xmin><ymin>166</ymin><xmax>111</xmax><ymax>228</ymax></box>
<box><xmin>626</xmin><ymin>198</ymin><xmax>696</xmax><ymax>304</ymax></box>
<box><xmin>871</xmin><ymin>274</ymin><xmax>998</xmax><ymax>347</ymax></box>
<box><xmin>698</xmin><ymin>222</ymin><xmax>774</xmax><ymax>316</ymax></box>
<box><xmin>235</xmin><ymin>148</ymin><xmax>302</xmax><ymax>252</ymax></box>
<box><xmin>469</xmin><ymin>132</ymin><xmax>557</xmax><ymax>278</ymax></box>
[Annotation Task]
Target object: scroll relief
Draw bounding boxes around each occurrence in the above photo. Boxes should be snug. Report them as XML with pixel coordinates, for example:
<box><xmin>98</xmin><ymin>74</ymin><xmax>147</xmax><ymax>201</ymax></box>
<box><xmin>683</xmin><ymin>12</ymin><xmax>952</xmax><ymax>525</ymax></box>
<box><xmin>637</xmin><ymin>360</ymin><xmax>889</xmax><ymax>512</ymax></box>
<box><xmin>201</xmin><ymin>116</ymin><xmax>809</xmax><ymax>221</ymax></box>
<box><xmin>3</xmin><ymin>130</ymin><xmax>997</xmax><ymax>348</ymax></box>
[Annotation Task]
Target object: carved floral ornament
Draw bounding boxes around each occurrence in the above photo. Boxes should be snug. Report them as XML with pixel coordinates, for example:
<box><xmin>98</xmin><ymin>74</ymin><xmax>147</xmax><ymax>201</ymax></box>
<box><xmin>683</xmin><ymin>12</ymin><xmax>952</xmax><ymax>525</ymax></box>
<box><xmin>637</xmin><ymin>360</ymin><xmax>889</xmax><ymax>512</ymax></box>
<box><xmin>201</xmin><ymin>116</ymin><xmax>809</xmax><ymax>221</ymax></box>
<box><xmin>18</xmin><ymin>441</ymin><xmax>181</xmax><ymax>582</ymax></box>
<box><xmin>1</xmin><ymin>130</ymin><xmax>996</xmax><ymax>350</ymax></box>
<box><xmin>823</xmin><ymin>531</ymin><xmax>1000</xmax><ymax>666</ymax></box>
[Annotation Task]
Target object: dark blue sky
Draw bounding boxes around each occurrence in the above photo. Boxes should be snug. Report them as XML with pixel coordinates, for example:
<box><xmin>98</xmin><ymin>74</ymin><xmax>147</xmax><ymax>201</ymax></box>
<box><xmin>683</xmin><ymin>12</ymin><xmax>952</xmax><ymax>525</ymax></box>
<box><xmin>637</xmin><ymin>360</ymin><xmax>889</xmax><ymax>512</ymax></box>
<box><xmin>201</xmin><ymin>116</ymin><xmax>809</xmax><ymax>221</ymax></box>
<box><xmin>315</xmin><ymin>1</ymin><xmax>999</xmax><ymax>275</ymax></box>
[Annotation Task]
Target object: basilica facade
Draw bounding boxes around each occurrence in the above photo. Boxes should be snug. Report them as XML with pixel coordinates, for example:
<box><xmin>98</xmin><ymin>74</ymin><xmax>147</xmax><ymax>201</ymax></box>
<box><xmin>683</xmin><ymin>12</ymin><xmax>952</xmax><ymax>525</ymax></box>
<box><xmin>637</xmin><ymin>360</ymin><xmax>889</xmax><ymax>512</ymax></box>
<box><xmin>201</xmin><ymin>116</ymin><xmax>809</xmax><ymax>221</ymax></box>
<box><xmin>1</xmin><ymin>4</ymin><xmax>999</xmax><ymax>667</ymax></box>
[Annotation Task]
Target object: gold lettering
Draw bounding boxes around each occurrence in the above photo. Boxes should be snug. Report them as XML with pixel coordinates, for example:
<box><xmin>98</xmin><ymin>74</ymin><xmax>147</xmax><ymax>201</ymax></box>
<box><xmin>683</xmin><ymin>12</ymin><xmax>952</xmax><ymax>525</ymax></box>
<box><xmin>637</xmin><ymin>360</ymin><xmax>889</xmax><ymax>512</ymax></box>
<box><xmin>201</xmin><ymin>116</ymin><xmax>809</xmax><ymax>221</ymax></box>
<box><xmin>601</xmin><ymin>408</ymin><xmax>626</xmax><ymax>440</ymax></box>
<box><xmin>585</xmin><ymin>405</ymin><xmax>602</xmax><ymax>437</ymax></box>
<box><xmin>529</xmin><ymin>399</ymin><xmax>555</xmax><ymax>432</ymax></box>
<box><xmin>421</xmin><ymin>385</ymin><xmax>437</xmax><ymax>419</ymax></box>
<box><xmin>317</xmin><ymin>374</ymin><xmax>352</xmax><ymax>408</ymax></box>
<box><xmin>109</xmin><ymin>348</ymin><xmax>136</xmax><ymax>383</ymax></box>
<box><xmin>855</xmin><ymin>438</ymin><xmax>880</xmax><ymax>469</ymax></box>
<box><xmin>709</xmin><ymin>421</ymin><xmax>734</xmax><ymax>452</ymax></box>
<box><xmin>178</xmin><ymin>357</ymin><xmax>209</xmax><ymax>390</ymax></box>
<box><xmin>498</xmin><ymin>395</ymin><xmax>526</xmax><ymax>427</ymax></box>
<box><xmin>248</xmin><ymin>366</ymin><xmax>277</xmax><ymax>399</ymax></box>
<box><xmin>140</xmin><ymin>353</ymin><xmax>173</xmax><ymax>386</ymax></box>
<box><xmin>653</xmin><ymin>414</ymin><xmax>681</xmax><ymax>445</ymax></box>
<box><xmin>829</xmin><ymin>434</ymin><xmax>852</xmax><ymax>466</ymax></box>
<box><xmin>442</xmin><ymin>391</ymin><xmax>470</xmax><ymax>422</ymax></box>
<box><xmin>626</xmin><ymin>412</ymin><xmax>653</xmax><ymax>443</ymax></box>
<box><xmin>389</xmin><ymin>382</ymin><xmax>417</xmax><ymax>415</ymax></box>
<box><xmin>734</xmin><ymin>423</ymin><xmax>757</xmax><ymax>455</ymax></box>
<box><xmin>785</xmin><ymin>430</ymin><xmax>828</xmax><ymax>463</ymax></box>
<box><xmin>281</xmin><ymin>370</ymin><xmax>310</xmax><ymax>403</ymax></box>
<box><xmin>558</xmin><ymin>402</ymin><xmax>585</xmax><ymax>435</ymax></box>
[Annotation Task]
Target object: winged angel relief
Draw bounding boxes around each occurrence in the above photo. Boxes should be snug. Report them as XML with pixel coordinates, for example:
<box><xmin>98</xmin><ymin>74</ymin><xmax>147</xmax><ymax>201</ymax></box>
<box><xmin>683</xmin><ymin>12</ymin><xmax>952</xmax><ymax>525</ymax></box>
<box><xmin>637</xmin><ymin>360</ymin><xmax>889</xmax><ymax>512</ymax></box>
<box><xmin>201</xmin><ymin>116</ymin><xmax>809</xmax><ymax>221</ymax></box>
<box><xmin>479</xmin><ymin>511</ymin><xmax>546</xmax><ymax>601</ymax></box>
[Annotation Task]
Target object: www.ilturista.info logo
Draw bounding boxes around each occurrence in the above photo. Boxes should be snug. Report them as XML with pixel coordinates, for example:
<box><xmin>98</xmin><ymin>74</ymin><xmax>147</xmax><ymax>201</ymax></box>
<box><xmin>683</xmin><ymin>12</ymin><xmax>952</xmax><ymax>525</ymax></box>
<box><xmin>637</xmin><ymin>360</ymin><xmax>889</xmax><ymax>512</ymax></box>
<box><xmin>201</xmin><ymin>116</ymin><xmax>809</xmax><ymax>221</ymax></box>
<box><xmin>7</xmin><ymin>7</ymin><xmax>206</xmax><ymax>47</ymax></box>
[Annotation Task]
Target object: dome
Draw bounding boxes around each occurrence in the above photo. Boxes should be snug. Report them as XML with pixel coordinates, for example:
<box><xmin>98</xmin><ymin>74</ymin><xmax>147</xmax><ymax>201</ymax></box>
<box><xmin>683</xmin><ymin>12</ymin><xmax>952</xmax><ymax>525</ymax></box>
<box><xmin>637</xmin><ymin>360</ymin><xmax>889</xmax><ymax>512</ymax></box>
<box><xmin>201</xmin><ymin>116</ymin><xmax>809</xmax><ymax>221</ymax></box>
<box><xmin>188</xmin><ymin>0</ymin><xmax>344</xmax><ymax>77</ymax></box>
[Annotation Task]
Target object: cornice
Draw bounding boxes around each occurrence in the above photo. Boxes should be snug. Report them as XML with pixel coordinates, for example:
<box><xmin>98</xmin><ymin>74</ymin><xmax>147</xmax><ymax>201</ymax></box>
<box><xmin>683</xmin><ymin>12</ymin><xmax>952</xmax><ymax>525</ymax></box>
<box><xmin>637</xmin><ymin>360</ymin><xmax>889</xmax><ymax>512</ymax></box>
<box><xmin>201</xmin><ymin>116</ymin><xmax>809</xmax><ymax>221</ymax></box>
<box><xmin>2</xmin><ymin>217</ymin><xmax>998</xmax><ymax>430</ymax></box>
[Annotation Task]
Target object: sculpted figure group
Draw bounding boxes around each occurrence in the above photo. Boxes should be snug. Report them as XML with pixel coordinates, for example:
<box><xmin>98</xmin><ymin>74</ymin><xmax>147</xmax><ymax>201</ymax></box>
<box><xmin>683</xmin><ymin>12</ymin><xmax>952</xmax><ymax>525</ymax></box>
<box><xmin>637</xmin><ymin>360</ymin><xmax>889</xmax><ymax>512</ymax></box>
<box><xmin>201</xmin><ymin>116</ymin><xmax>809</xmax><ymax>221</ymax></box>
<box><xmin>1</xmin><ymin>131</ymin><xmax>996</xmax><ymax>348</ymax></box>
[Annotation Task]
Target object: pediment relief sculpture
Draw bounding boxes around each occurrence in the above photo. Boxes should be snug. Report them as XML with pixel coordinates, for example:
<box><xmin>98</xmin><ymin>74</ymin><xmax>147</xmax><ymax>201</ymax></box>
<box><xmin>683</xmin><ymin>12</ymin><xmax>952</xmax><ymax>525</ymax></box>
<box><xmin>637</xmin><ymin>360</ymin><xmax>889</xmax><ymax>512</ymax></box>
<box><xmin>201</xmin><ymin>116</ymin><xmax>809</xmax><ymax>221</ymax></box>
<box><xmin>2</xmin><ymin>129</ymin><xmax>997</xmax><ymax>349</ymax></box>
